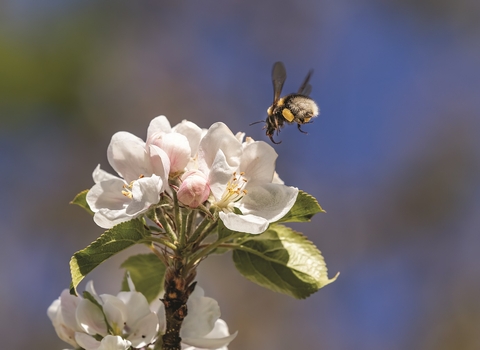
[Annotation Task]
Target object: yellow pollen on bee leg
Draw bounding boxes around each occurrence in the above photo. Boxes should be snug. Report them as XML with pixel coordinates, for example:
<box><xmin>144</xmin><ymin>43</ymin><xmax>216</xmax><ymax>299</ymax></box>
<box><xmin>282</xmin><ymin>108</ymin><xmax>295</xmax><ymax>122</ymax></box>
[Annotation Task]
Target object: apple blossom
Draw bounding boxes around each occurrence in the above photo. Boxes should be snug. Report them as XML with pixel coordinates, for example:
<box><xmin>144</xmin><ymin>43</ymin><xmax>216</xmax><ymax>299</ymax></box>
<box><xmin>197</xmin><ymin>123</ymin><xmax>298</xmax><ymax>234</ymax></box>
<box><xmin>86</xmin><ymin>129</ymin><xmax>170</xmax><ymax>228</ymax></box>
<box><xmin>76</xmin><ymin>282</ymin><xmax>160</xmax><ymax>349</ymax></box>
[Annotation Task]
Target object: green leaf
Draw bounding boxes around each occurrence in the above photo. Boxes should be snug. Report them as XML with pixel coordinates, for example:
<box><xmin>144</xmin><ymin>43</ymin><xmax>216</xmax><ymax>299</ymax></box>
<box><xmin>70</xmin><ymin>219</ymin><xmax>149</xmax><ymax>295</ymax></box>
<box><xmin>120</xmin><ymin>254</ymin><xmax>166</xmax><ymax>303</ymax></box>
<box><xmin>232</xmin><ymin>224</ymin><xmax>338</xmax><ymax>299</ymax></box>
<box><xmin>277</xmin><ymin>190</ymin><xmax>325</xmax><ymax>223</ymax></box>
<box><xmin>70</xmin><ymin>189</ymin><xmax>94</xmax><ymax>215</ymax></box>
<box><xmin>211</xmin><ymin>221</ymin><xmax>248</xmax><ymax>255</ymax></box>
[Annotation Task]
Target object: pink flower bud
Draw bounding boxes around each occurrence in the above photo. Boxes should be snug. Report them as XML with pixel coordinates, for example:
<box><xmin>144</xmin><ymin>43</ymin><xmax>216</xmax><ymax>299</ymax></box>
<box><xmin>177</xmin><ymin>170</ymin><xmax>210</xmax><ymax>208</ymax></box>
<box><xmin>148</xmin><ymin>132</ymin><xmax>191</xmax><ymax>174</ymax></box>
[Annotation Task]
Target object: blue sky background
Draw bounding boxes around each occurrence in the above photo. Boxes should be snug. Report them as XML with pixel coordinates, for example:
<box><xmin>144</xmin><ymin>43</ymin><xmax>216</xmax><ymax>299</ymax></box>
<box><xmin>1</xmin><ymin>0</ymin><xmax>480</xmax><ymax>349</ymax></box>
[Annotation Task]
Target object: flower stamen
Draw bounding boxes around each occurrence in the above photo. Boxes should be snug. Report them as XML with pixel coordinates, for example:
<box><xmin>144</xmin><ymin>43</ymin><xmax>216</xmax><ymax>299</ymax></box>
<box><xmin>215</xmin><ymin>172</ymin><xmax>248</xmax><ymax>211</ymax></box>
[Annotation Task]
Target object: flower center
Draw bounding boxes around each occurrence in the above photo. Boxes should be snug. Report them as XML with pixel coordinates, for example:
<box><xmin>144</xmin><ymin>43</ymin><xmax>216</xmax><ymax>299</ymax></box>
<box><xmin>121</xmin><ymin>175</ymin><xmax>144</xmax><ymax>199</ymax></box>
<box><xmin>216</xmin><ymin>172</ymin><xmax>248</xmax><ymax>211</ymax></box>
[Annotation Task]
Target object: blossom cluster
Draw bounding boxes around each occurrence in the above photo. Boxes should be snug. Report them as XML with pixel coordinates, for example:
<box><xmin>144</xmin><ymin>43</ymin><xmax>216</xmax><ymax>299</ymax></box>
<box><xmin>86</xmin><ymin>116</ymin><xmax>298</xmax><ymax>234</ymax></box>
<box><xmin>48</xmin><ymin>281</ymin><xmax>236</xmax><ymax>350</ymax></box>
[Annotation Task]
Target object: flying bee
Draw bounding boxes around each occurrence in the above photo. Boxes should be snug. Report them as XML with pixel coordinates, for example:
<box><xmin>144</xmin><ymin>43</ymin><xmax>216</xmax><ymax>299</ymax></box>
<box><xmin>252</xmin><ymin>61</ymin><xmax>320</xmax><ymax>144</ymax></box>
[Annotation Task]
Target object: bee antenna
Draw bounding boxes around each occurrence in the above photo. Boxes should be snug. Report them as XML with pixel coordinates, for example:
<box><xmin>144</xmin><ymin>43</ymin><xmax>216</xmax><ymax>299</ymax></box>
<box><xmin>249</xmin><ymin>120</ymin><xmax>265</xmax><ymax>126</ymax></box>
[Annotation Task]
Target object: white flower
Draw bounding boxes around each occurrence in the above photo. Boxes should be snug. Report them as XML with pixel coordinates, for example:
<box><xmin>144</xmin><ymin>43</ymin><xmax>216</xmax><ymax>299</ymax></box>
<box><xmin>86</xmin><ymin>130</ymin><xmax>170</xmax><ymax>228</ymax></box>
<box><xmin>155</xmin><ymin>286</ymin><xmax>237</xmax><ymax>350</ymax></box>
<box><xmin>198</xmin><ymin>123</ymin><xmax>298</xmax><ymax>234</ymax></box>
<box><xmin>47</xmin><ymin>290</ymin><xmax>83</xmax><ymax>348</ymax></box>
<box><xmin>76</xmin><ymin>281</ymin><xmax>160</xmax><ymax>349</ymax></box>
<box><xmin>147</xmin><ymin>116</ymin><xmax>203</xmax><ymax>175</ymax></box>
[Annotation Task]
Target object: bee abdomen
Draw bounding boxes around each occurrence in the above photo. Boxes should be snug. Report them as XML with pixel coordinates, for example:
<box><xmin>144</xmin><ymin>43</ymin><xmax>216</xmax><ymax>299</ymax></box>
<box><xmin>283</xmin><ymin>94</ymin><xmax>319</xmax><ymax>124</ymax></box>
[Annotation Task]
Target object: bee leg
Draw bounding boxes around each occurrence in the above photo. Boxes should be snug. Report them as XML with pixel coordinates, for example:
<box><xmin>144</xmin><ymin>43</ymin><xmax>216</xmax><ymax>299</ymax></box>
<box><xmin>297</xmin><ymin>124</ymin><xmax>308</xmax><ymax>134</ymax></box>
<box><xmin>269</xmin><ymin>134</ymin><xmax>282</xmax><ymax>144</ymax></box>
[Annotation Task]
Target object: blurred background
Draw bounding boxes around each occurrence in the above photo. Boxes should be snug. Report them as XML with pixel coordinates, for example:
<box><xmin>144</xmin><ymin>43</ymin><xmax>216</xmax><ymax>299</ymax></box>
<box><xmin>1</xmin><ymin>0</ymin><xmax>480</xmax><ymax>349</ymax></box>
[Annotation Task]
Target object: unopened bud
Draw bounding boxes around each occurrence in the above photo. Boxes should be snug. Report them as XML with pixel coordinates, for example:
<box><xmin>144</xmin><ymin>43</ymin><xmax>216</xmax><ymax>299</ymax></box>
<box><xmin>177</xmin><ymin>170</ymin><xmax>210</xmax><ymax>208</ymax></box>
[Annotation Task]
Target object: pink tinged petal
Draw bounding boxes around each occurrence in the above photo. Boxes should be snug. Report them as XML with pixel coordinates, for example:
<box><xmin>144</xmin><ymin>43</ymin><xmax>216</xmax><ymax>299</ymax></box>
<box><xmin>125</xmin><ymin>175</ymin><xmax>162</xmax><ymax>215</ymax></box>
<box><xmin>148</xmin><ymin>144</ymin><xmax>171</xmax><ymax>187</ymax></box>
<box><xmin>107</xmin><ymin>131</ymin><xmax>151</xmax><ymax>183</ymax></box>
<box><xmin>147</xmin><ymin>115</ymin><xmax>172</xmax><ymax>139</ymax></box>
<box><xmin>76</xmin><ymin>299</ymin><xmax>108</xmax><ymax>336</ymax></box>
<box><xmin>178</xmin><ymin>170</ymin><xmax>210</xmax><ymax>208</ymax></box>
<box><xmin>97</xmin><ymin>335</ymin><xmax>131</xmax><ymax>350</ymax></box>
<box><xmin>219</xmin><ymin>211</ymin><xmax>269</xmax><ymax>234</ymax></box>
<box><xmin>127</xmin><ymin>312</ymin><xmax>159</xmax><ymax>348</ymax></box>
<box><xmin>172</xmin><ymin>120</ymin><xmax>203</xmax><ymax>156</ymax></box>
<box><xmin>239</xmin><ymin>183</ymin><xmax>298</xmax><ymax>222</ymax></box>
<box><xmin>92</xmin><ymin>165</ymin><xmax>118</xmax><ymax>184</ymax></box>
<box><xmin>100</xmin><ymin>295</ymin><xmax>127</xmax><ymax>334</ymax></box>
<box><xmin>181</xmin><ymin>294</ymin><xmax>220</xmax><ymax>339</ymax></box>
<box><xmin>198</xmin><ymin>122</ymin><xmax>242</xmax><ymax>175</ymax></box>
<box><xmin>239</xmin><ymin>141</ymin><xmax>277</xmax><ymax>185</ymax></box>
<box><xmin>150</xmin><ymin>132</ymin><xmax>191</xmax><ymax>174</ymax></box>
<box><xmin>86</xmin><ymin>178</ymin><xmax>129</xmax><ymax>212</ymax></box>
<box><xmin>75</xmin><ymin>332</ymin><xmax>101</xmax><ymax>350</ymax></box>
<box><xmin>182</xmin><ymin>319</ymin><xmax>238</xmax><ymax>350</ymax></box>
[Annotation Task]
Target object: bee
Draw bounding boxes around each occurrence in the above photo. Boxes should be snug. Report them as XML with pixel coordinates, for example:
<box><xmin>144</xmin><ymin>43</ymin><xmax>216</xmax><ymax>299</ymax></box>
<box><xmin>252</xmin><ymin>61</ymin><xmax>320</xmax><ymax>144</ymax></box>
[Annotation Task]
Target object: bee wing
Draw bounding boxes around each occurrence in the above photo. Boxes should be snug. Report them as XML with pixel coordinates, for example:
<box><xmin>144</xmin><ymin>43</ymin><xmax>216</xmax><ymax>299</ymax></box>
<box><xmin>272</xmin><ymin>61</ymin><xmax>287</xmax><ymax>104</ymax></box>
<box><xmin>298</xmin><ymin>69</ymin><xmax>314</xmax><ymax>95</ymax></box>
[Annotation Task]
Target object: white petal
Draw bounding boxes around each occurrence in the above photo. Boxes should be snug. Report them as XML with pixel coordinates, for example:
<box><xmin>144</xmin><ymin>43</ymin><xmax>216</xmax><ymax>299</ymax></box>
<box><xmin>239</xmin><ymin>184</ymin><xmax>298</xmax><ymax>222</ymax></box>
<box><xmin>127</xmin><ymin>312</ymin><xmax>159</xmax><ymax>348</ymax></box>
<box><xmin>92</xmin><ymin>208</ymin><xmax>132</xmax><ymax>229</ymax></box>
<box><xmin>47</xmin><ymin>294</ymin><xmax>79</xmax><ymax>347</ymax></box>
<box><xmin>272</xmin><ymin>171</ymin><xmax>284</xmax><ymax>184</ymax></box>
<box><xmin>208</xmin><ymin>150</ymin><xmax>234</xmax><ymax>201</ymax></box>
<box><xmin>75</xmin><ymin>332</ymin><xmax>101</xmax><ymax>350</ymax></box>
<box><xmin>107</xmin><ymin>131</ymin><xmax>150</xmax><ymax>183</ymax></box>
<box><xmin>101</xmin><ymin>295</ymin><xmax>127</xmax><ymax>334</ymax></box>
<box><xmin>147</xmin><ymin>115</ymin><xmax>172</xmax><ymax>138</ymax></box>
<box><xmin>92</xmin><ymin>165</ymin><xmax>118</xmax><ymax>184</ymax></box>
<box><xmin>76</xmin><ymin>299</ymin><xmax>108</xmax><ymax>336</ymax></box>
<box><xmin>97</xmin><ymin>335</ymin><xmax>131</xmax><ymax>350</ymax></box>
<box><xmin>235</xmin><ymin>131</ymin><xmax>245</xmax><ymax>143</ymax></box>
<box><xmin>219</xmin><ymin>211</ymin><xmax>269</xmax><ymax>234</ymax></box>
<box><xmin>59</xmin><ymin>290</ymin><xmax>81</xmax><ymax>331</ymax></box>
<box><xmin>198</xmin><ymin>122</ymin><xmax>242</xmax><ymax>175</ymax></box>
<box><xmin>85</xmin><ymin>281</ymin><xmax>102</xmax><ymax>304</ymax></box>
<box><xmin>86</xmin><ymin>178</ymin><xmax>129</xmax><ymax>212</ymax></box>
<box><xmin>125</xmin><ymin>175</ymin><xmax>162</xmax><ymax>215</ymax></box>
<box><xmin>116</xmin><ymin>291</ymin><xmax>152</xmax><ymax>326</ymax></box>
<box><xmin>182</xmin><ymin>319</ymin><xmax>237</xmax><ymax>350</ymax></box>
<box><xmin>172</xmin><ymin>120</ymin><xmax>203</xmax><ymax>156</ymax></box>
<box><xmin>155</xmin><ymin>301</ymin><xmax>166</xmax><ymax>333</ymax></box>
<box><xmin>47</xmin><ymin>298</ymin><xmax>60</xmax><ymax>323</ymax></box>
<box><xmin>181</xmin><ymin>293</ymin><xmax>220</xmax><ymax>338</ymax></box>
<box><xmin>240</xmin><ymin>141</ymin><xmax>277</xmax><ymax>185</ymax></box>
